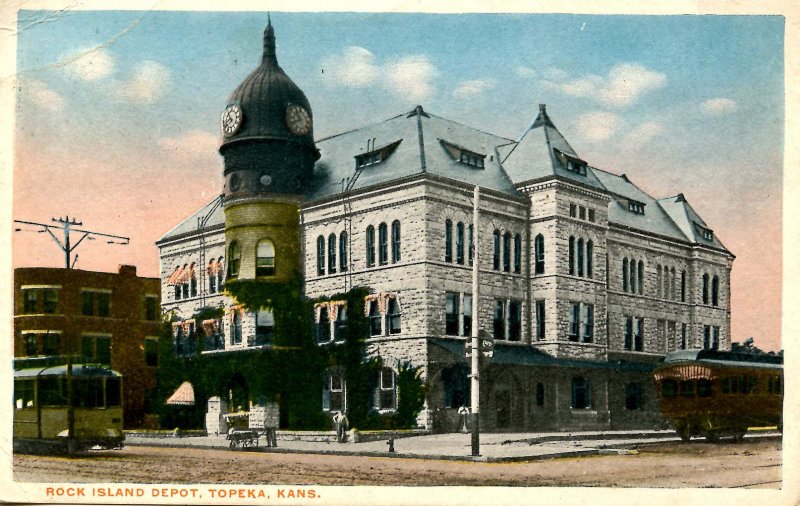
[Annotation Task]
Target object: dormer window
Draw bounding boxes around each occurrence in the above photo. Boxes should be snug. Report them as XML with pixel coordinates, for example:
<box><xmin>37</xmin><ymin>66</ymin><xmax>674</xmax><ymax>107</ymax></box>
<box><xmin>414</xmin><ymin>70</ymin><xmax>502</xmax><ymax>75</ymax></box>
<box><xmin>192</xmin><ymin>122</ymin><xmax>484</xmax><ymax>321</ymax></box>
<box><xmin>439</xmin><ymin>139</ymin><xmax>486</xmax><ymax>169</ymax></box>
<box><xmin>354</xmin><ymin>140</ymin><xmax>402</xmax><ymax>170</ymax></box>
<box><xmin>554</xmin><ymin>149</ymin><xmax>587</xmax><ymax>176</ymax></box>
<box><xmin>694</xmin><ymin>223</ymin><xmax>714</xmax><ymax>241</ymax></box>
<box><xmin>628</xmin><ymin>200</ymin><xmax>645</xmax><ymax>214</ymax></box>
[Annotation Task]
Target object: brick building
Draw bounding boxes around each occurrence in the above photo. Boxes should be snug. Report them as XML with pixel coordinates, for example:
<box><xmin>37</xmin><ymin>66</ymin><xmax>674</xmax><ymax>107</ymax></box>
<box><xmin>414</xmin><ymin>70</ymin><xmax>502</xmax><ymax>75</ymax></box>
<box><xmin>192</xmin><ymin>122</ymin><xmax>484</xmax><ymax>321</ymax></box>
<box><xmin>157</xmin><ymin>20</ymin><xmax>733</xmax><ymax>431</ymax></box>
<box><xmin>13</xmin><ymin>265</ymin><xmax>162</xmax><ymax>427</ymax></box>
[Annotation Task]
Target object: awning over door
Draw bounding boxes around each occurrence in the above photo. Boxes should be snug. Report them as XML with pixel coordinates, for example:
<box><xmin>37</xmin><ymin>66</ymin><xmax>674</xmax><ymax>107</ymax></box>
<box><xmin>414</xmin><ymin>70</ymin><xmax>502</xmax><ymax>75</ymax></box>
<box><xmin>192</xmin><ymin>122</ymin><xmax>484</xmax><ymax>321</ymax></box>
<box><xmin>166</xmin><ymin>381</ymin><xmax>195</xmax><ymax>405</ymax></box>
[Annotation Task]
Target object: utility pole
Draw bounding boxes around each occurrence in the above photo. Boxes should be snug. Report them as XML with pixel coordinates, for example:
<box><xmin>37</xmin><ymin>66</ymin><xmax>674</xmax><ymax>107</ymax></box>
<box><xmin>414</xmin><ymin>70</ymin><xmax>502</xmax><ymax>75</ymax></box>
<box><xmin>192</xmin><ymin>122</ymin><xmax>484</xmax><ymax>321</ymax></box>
<box><xmin>14</xmin><ymin>216</ymin><xmax>130</xmax><ymax>269</ymax></box>
<box><xmin>470</xmin><ymin>186</ymin><xmax>480</xmax><ymax>456</ymax></box>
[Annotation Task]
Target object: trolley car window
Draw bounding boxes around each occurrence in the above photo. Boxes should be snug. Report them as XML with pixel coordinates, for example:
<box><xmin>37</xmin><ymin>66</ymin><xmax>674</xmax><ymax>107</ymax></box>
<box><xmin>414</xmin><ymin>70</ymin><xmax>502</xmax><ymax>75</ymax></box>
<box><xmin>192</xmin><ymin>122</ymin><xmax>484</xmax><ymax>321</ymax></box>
<box><xmin>738</xmin><ymin>376</ymin><xmax>747</xmax><ymax>394</ymax></box>
<box><xmin>14</xmin><ymin>380</ymin><xmax>35</xmax><ymax>409</ymax></box>
<box><xmin>39</xmin><ymin>377</ymin><xmax>67</xmax><ymax>406</ymax></box>
<box><xmin>661</xmin><ymin>379</ymin><xmax>678</xmax><ymax>398</ymax></box>
<box><xmin>73</xmin><ymin>379</ymin><xmax>104</xmax><ymax>408</ymax></box>
<box><xmin>748</xmin><ymin>376</ymin><xmax>758</xmax><ymax>394</ymax></box>
<box><xmin>696</xmin><ymin>379</ymin><xmax>712</xmax><ymax>397</ymax></box>
<box><xmin>679</xmin><ymin>380</ymin><xmax>695</xmax><ymax>397</ymax></box>
<box><xmin>106</xmin><ymin>377</ymin><xmax>121</xmax><ymax>407</ymax></box>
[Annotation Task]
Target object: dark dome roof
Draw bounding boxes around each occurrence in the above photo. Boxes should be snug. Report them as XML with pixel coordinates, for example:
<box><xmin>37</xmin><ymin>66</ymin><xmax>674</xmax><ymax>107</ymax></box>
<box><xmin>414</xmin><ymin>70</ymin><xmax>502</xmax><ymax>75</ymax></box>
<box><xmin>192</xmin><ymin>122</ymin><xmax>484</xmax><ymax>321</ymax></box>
<box><xmin>220</xmin><ymin>20</ymin><xmax>315</xmax><ymax>150</ymax></box>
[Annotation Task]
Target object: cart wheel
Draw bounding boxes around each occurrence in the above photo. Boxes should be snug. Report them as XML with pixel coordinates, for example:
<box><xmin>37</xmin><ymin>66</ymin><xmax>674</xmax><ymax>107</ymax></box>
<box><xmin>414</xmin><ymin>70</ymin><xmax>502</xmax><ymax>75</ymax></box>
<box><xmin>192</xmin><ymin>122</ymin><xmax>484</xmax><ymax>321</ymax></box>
<box><xmin>733</xmin><ymin>429</ymin><xmax>747</xmax><ymax>443</ymax></box>
<box><xmin>705</xmin><ymin>430</ymin><xmax>719</xmax><ymax>443</ymax></box>
<box><xmin>676</xmin><ymin>424</ymin><xmax>691</xmax><ymax>442</ymax></box>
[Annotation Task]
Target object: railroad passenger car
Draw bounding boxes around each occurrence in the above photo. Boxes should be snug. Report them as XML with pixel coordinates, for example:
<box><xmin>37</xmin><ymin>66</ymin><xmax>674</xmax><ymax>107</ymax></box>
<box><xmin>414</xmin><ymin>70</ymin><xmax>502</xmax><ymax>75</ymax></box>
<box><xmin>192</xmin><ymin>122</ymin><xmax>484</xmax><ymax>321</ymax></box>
<box><xmin>13</xmin><ymin>359</ymin><xmax>125</xmax><ymax>453</ymax></box>
<box><xmin>653</xmin><ymin>349</ymin><xmax>782</xmax><ymax>441</ymax></box>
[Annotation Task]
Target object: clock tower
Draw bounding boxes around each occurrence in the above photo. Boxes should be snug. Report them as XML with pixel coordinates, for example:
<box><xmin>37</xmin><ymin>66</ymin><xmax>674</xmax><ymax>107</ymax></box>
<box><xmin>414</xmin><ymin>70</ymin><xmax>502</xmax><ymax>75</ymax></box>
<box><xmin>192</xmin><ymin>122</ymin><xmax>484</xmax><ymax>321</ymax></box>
<box><xmin>219</xmin><ymin>19</ymin><xmax>319</xmax><ymax>284</ymax></box>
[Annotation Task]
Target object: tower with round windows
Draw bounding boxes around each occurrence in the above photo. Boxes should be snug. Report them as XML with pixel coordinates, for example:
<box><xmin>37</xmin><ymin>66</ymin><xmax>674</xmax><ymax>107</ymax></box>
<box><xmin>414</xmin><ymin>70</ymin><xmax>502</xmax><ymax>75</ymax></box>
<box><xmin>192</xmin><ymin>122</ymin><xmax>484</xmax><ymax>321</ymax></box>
<box><xmin>219</xmin><ymin>19</ymin><xmax>319</xmax><ymax>284</ymax></box>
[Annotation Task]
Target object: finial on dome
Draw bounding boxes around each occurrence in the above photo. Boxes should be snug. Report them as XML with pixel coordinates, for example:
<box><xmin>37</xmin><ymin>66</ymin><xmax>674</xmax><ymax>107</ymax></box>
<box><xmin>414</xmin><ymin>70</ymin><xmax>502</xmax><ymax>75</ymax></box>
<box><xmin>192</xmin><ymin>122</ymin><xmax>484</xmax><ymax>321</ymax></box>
<box><xmin>263</xmin><ymin>15</ymin><xmax>277</xmax><ymax>65</ymax></box>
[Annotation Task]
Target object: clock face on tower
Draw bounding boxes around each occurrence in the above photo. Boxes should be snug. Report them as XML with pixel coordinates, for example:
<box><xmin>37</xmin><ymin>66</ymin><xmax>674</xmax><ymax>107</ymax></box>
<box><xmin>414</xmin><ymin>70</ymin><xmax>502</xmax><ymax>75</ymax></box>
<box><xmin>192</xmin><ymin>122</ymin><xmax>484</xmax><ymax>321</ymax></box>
<box><xmin>285</xmin><ymin>104</ymin><xmax>311</xmax><ymax>136</ymax></box>
<box><xmin>221</xmin><ymin>105</ymin><xmax>243</xmax><ymax>136</ymax></box>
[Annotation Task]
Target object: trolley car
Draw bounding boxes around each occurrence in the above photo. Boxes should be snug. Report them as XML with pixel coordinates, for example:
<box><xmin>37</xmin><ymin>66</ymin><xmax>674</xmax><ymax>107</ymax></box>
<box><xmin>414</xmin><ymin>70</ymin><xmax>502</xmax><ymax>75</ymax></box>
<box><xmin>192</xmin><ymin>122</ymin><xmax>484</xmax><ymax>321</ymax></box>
<box><xmin>654</xmin><ymin>349</ymin><xmax>782</xmax><ymax>441</ymax></box>
<box><xmin>13</xmin><ymin>359</ymin><xmax>125</xmax><ymax>453</ymax></box>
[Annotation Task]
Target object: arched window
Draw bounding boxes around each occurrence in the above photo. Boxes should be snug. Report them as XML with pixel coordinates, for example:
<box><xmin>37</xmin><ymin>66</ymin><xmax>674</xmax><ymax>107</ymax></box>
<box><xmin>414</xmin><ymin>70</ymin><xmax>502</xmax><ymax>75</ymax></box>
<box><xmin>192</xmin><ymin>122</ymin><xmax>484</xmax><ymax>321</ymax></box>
<box><xmin>228</xmin><ymin>242</ymin><xmax>240</xmax><ymax>278</ymax></box>
<box><xmin>576</xmin><ymin>238</ymin><xmax>584</xmax><ymax>277</ymax></box>
<box><xmin>586</xmin><ymin>240</ymin><xmax>593</xmax><ymax>278</ymax></box>
<box><xmin>189</xmin><ymin>263</ymin><xmax>197</xmax><ymax>297</ymax></box>
<box><xmin>217</xmin><ymin>258</ymin><xmax>224</xmax><ymax>291</ymax></box>
<box><xmin>339</xmin><ymin>231</ymin><xmax>348</xmax><ymax>272</ymax></box>
<box><xmin>208</xmin><ymin>260</ymin><xmax>217</xmax><ymax>293</ymax></box>
<box><xmin>377</xmin><ymin>367</ymin><xmax>397</xmax><ymax>410</ymax></box>
<box><xmin>638</xmin><ymin>261</ymin><xmax>644</xmax><ymax>294</ymax></box>
<box><xmin>702</xmin><ymin>273</ymin><xmax>710</xmax><ymax>304</ymax></box>
<box><xmin>571</xmin><ymin>377</ymin><xmax>591</xmax><ymax>409</ymax></box>
<box><xmin>622</xmin><ymin>258</ymin><xmax>629</xmax><ymax>291</ymax></box>
<box><xmin>327</xmin><ymin>233</ymin><xmax>337</xmax><ymax>274</ymax></box>
<box><xmin>456</xmin><ymin>222</ymin><xmax>465</xmax><ymax>264</ymax></box>
<box><xmin>670</xmin><ymin>267</ymin><xmax>676</xmax><ymax>300</ymax></box>
<box><xmin>503</xmin><ymin>232</ymin><xmax>511</xmax><ymax>272</ymax></box>
<box><xmin>468</xmin><ymin>225</ymin><xmax>474</xmax><ymax>266</ymax></box>
<box><xmin>712</xmin><ymin>275</ymin><xmax>719</xmax><ymax>306</ymax></box>
<box><xmin>569</xmin><ymin>236</ymin><xmax>575</xmax><ymax>275</ymax></box>
<box><xmin>514</xmin><ymin>234</ymin><xmax>522</xmax><ymax>274</ymax></box>
<box><xmin>366</xmin><ymin>226</ymin><xmax>375</xmax><ymax>267</ymax></box>
<box><xmin>391</xmin><ymin>220</ymin><xmax>401</xmax><ymax>263</ymax></box>
<box><xmin>378</xmin><ymin>222</ymin><xmax>388</xmax><ymax>265</ymax></box>
<box><xmin>656</xmin><ymin>265</ymin><xmax>662</xmax><ymax>298</ymax></box>
<box><xmin>680</xmin><ymin>270</ymin><xmax>686</xmax><ymax>302</ymax></box>
<box><xmin>493</xmin><ymin>229</ymin><xmax>501</xmax><ymax>270</ymax></box>
<box><xmin>534</xmin><ymin>234</ymin><xmax>545</xmax><ymax>274</ymax></box>
<box><xmin>231</xmin><ymin>310</ymin><xmax>242</xmax><ymax>345</ymax></box>
<box><xmin>368</xmin><ymin>299</ymin><xmax>382</xmax><ymax>336</ymax></box>
<box><xmin>445</xmin><ymin>220</ymin><xmax>453</xmax><ymax>263</ymax></box>
<box><xmin>256</xmin><ymin>239</ymin><xmax>275</xmax><ymax>277</ymax></box>
<box><xmin>386</xmin><ymin>298</ymin><xmax>401</xmax><ymax>334</ymax></box>
<box><xmin>317</xmin><ymin>236</ymin><xmax>326</xmax><ymax>275</ymax></box>
<box><xmin>629</xmin><ymin>259</ymin><xmax>636</xmax><ymax>294</ymax></box>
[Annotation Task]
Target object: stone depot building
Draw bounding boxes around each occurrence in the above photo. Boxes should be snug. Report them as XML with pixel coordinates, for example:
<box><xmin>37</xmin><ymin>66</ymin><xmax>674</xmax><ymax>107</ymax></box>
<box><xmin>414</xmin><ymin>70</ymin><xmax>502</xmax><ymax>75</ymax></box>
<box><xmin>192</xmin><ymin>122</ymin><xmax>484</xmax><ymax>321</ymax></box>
<box><xmin>156</xmin><ymin>20</ymin><xmax>733</xmax><ymax>432</ymax></box>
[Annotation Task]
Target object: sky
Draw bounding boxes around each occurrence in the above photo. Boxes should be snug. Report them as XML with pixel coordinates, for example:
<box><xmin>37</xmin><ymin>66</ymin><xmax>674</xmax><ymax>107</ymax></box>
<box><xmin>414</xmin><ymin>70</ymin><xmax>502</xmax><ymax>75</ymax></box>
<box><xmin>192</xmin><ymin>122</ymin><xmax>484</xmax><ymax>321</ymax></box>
<box><xmin>9</xmin><ymin>10</ymin><xmax>784</xmax><ymax>351</ymax></box>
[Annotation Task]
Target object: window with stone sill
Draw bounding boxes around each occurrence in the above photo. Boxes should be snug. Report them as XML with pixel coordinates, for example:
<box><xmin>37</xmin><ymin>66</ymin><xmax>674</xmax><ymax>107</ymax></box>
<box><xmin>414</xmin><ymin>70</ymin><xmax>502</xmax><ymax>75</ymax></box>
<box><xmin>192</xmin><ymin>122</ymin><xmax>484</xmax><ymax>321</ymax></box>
<box><xmin>376</xmin><ymin>367</ymin><xmax>397</xmax><ymax>411</ymax></box>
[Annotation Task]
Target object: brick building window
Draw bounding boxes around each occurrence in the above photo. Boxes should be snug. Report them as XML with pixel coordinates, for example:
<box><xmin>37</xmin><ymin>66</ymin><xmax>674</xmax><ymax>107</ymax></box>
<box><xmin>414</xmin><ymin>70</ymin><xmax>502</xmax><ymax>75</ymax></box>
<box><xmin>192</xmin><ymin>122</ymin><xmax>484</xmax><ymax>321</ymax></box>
<box><xmin>468</xmin><ymin>225</ymin><xmax>474</xmax><ymax>266</ymax></box>
<box><xmin>702</xmin><ymin>273</ymin><xmax>710</xmax><ymax>304</ymax></box>
<box><xmin>637</xmin><ymin>261</ymin><xmax>644</xmax><ymax>294</ymax></box>
<box><xmin>368</xmin><ymin>300</ymin><xmax>382</xmax><ymax>336</ymax></box>
<box><xmin>582</xmin><ymin>304</ymin><xmax>594</xmax><ymax>343</ymax></box>
<box><xmin>534</xmin><ymin>234</ymin><xmax>545</xmax><ymax>274</ymax></box>
<box><xmin>366</xmin><ymin>226</ymin><xmax>375</xmax><ymax>267</ymax></box>
<box><xmin>82</xmin><ymin>290</ymin><xmax>111</xmax><ymax>317</ymax></box>
<box><xmin>145</xmin><ymin>295</ymin><xmax>159</xmax><ymax>321</ymax></box>
<box><xmin>22</xmin><ymin>287</ymin><xmax>60</xmax><ymax>314</ymax></box>
<box><xmin>576</xmin><ymin>238</ymin><xmax>584</xmax><ymax>276</ymax></box>
<box><xmin>712</xmin><ymin>326</ymin><xmax>720</xmax><ymax>350</ymax></box>
<box><xmin>322</xmin><ymin>368</ymin><xmax>345</xmax><ymax>412</ymax></box>
<box><xmin>23</xmin><ymin>289</ymin><xmax>39</xmax><ymax>314</ymax></box>
<box><xmin>712</xmin><ymin>275</ymin><xmax>720</xmax><ymax>307</ymax></box>
<box><xmin>255</xmin><ymin>309</ymin><xmax>274</xmax><ymax>345</ymax></box>
<box><xmin>144</xmin><ymin>337</ymin><xmax>158</xmax><ymax>366</ymax></box>
<box><xmin>315</xmin><ymin>306</ymin><xmax>331</xmax><ymax>344</ymax></box>
<box><xmin>680</xmin><ymin>270</ymin><xmax>686</xmax><ymax>302</ymax></box>
<box><xmin>327</xmin><ymin>234</ymin><xmax>337</xmax><ymax>274</ymax></box>
<box><xmin>231</xmin><ymin>310</ymin><xmax>242</xmax><ymax>345</ymax></box>
<box><xmin>635</xmin><ymin>318</ymin><xmax>644</xmax><ymax>351</ymax></box>
<box><xmin>502</xmin><ymin>232</ymin><xmax>511</xmax><ymax>272</ymax></box>
<box><xmin>509</xmin><ymin>300</ymin><xmax>522</xmax><ymax>341</ymax></box>
<box><xmin>81</xmin><ymin>334</ymin><xmax>111</xmax><ymax>365</ymax></box>
<box><xmin>568</xmin><ymin>303</ymin><xmax>580</xmax><ymax>341</ymax></box>
<box><xmin>514</xmin><ymin>234</ymin><xmax>522</xmax><ymax>274</ymax></box>
<box><xmin>339</xmin><ymin>231</ymin><xmax>348</xmax><ymax>272</ymax></box>
<box><xmin>622</xmin><ymin>258</ymin><xmax>629</xmax><ymax>291</ymax></box>
<box><xmin>586</xmin><ymin>240</ymin><xmax>593</xmax><ymax>278</ymax></box>
<box><xmin>252</xmin><ymin>240</ymin><xmax>275</xmax><ymax>277</ymax></box>
<box><xmin>569</xmin><ymin>236</ymin><xmax>575</xmax><ymax>275</ymax></box>
<box><xmin>391</xmin><ymin>220</ymin><xmax>401</xmax><ymax>263</ymax></box>
<box><xmin>334</xmin><ymin>305</ymin><xmax>348</xmax><ymax>342</ymax></box>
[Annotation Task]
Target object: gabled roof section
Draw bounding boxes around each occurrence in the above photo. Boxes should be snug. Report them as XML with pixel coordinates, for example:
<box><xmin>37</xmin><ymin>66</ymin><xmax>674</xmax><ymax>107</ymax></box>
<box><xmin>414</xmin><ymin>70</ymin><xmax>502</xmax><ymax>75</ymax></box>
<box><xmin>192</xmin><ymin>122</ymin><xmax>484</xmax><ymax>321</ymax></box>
<box><xmin>307</xmin><ymin>106</ymin><xmax>520</xmax><ymax>201</ymax></box>
<box><xmin>157</xmin><ymin>197</ymin><xmax>225</xmax><ymax>244</ymax></box>
<box><xmin>500</xmin><ymin>104</ymin><xmax>606</xmax><ymax>191</ymax></box>
<box><xmin>658</xmin><ymin>193</ymin><xmax>730</xmax><ymax>251</ymax></box>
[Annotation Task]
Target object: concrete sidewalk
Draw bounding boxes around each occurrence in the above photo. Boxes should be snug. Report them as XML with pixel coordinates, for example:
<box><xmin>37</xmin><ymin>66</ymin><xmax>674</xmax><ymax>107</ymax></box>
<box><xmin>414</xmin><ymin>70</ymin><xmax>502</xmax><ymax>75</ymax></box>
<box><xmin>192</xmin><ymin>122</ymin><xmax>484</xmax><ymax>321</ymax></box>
<box><xmin>123</xmin><ymin>429</ymin><xmax>718</xmax><ymax>462</ymax></box>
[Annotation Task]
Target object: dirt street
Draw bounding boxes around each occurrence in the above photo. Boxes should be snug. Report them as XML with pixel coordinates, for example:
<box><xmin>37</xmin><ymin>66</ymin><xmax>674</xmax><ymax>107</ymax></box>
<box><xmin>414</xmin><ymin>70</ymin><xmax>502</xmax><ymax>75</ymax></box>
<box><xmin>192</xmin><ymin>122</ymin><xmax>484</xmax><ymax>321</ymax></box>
<box><xmin>13</xmin><ymin>439</ymin><xmax>781</xmax><ymax>488</ymax></box>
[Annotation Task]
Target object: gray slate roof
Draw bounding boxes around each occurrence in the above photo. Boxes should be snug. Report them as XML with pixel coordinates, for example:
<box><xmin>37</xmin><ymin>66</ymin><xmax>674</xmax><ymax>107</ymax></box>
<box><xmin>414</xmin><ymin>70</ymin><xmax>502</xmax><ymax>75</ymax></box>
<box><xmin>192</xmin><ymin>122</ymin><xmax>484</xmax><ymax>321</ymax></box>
<box><xmin>157</xmin><ymin>105</ymin><xmax>731</xmax><ymax>255</ymax></box>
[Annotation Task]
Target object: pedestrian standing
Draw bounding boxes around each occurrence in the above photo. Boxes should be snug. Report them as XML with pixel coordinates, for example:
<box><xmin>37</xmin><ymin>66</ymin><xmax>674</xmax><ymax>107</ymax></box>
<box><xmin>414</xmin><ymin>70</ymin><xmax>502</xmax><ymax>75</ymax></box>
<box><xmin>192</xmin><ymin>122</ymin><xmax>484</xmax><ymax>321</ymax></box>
<box><xmin>332</xmin><ymin>411</ymin><xmax>349</xmax><ymax>443</ymax></box>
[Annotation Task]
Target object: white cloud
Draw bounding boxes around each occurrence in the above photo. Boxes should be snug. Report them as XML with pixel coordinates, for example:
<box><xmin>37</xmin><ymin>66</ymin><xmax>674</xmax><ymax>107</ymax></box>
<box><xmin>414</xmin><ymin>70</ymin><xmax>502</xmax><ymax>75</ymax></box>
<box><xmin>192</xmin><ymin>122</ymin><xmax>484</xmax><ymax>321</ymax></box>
<box><xmin>67</xmin><ymin>47</ymin><xmax>115</xmax><ymax>81</ymax></box>
<box><xmin>453</xmin><ymin>79</ymin><xmax>496</xmax><ymax>99</ymax></box>
<box><xmin>116</xmin><ymin>61</ymin><xmax>171</xmax><ymax>103</ymax></box>
<box><xmin>623</xmin><ymin>121</ymin><xmax>664</xmax><ymax>146</ymax></box>
<box><xmin>701</xmin><ymin>97</ymin><xmax>737</xmax><ymax>115</ymax></box>
<box><xmin>384</xmin><ymin>55</ymin><xmax>437</xmax><ymax>103</ymax></box>
<box><xmin>320</xmin><ymin>46</ymin><xmax>381</xmax><ymax>87</ymax></box>
<box><xmin>25</xmin><ymin>79</ymin><xmax>64</xmax><ymax>111</ymax></box>
<box><xmin>540</xmin><ymin>63</ymin><xmax>666</xmax><ymax>108</ymax></box>
<box><xmin>157</xmin><ymin>129</ymin><xmax>218</xmax><ymax>163</ymax></box>
<box><xmin>516</xmin><ymin>66</ymin><xmax>536</xmax><ymax>78</ymax></box>
<box><xmin>321</xmin><ymin>48</ymin><xmax>437</xmax><ymax>102</ymax></box>
<box><xmin>543</xmin><ymin>67</ymin><xmax>568</xmax><ymax>81</ymax></box>
<box><xmin>575</xmin><ymin>111</ymin><xmax>623</xmax><ymax>142</ymax></box>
